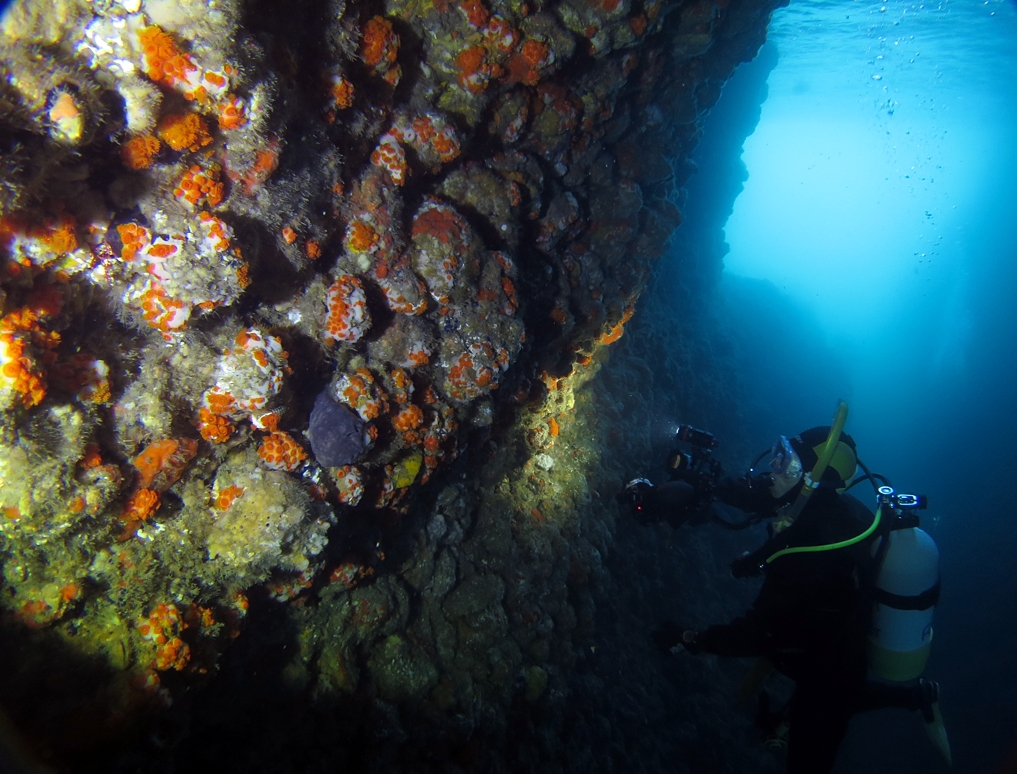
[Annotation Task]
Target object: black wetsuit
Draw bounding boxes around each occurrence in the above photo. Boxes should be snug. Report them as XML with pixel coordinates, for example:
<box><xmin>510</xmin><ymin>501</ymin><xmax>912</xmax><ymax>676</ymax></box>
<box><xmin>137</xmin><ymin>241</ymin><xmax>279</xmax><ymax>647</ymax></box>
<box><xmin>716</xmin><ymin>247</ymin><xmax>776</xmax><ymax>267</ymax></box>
<box><xmin>700</xmin><ymin>484</ymin><xmax>878</xmax><ymax>773</ymax></box>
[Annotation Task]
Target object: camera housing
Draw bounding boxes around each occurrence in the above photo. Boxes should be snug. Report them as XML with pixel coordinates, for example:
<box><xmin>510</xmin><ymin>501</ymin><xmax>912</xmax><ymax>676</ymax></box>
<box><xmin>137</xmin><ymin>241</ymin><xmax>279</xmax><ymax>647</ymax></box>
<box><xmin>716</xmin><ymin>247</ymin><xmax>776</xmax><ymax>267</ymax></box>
<box><xmin>676</xmin><ymin>424</ymin><xmax>719</xmax><ymax>450</ymax></box>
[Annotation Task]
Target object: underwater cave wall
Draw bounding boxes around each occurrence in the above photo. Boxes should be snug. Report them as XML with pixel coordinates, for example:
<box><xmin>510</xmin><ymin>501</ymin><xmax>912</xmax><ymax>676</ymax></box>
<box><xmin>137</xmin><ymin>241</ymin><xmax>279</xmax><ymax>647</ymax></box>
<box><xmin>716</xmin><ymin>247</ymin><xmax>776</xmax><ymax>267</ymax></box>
<box><xmin>0</xmin><ymin>0</ymin><xmax>785</xmax><ymax>769</ymax></box>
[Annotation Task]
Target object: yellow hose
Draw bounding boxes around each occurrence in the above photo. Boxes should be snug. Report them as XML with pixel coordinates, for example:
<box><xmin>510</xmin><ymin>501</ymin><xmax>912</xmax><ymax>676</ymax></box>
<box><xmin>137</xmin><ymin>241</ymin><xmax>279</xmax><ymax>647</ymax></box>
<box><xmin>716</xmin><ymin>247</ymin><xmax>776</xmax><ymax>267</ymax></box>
<box><xmin>782</xmin><ymin>400</ymin><xmax>849</xmax><ymax>523</ymax></box>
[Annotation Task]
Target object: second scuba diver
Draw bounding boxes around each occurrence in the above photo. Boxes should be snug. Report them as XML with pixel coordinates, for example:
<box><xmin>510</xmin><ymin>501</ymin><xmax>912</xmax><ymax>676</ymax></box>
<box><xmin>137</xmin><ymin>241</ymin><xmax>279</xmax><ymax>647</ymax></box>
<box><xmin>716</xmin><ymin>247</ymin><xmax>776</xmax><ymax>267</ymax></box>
<box><xmin>621</xmin><ymin>402</ymin><xmax>951</xmax><ymax>773</ymax></box>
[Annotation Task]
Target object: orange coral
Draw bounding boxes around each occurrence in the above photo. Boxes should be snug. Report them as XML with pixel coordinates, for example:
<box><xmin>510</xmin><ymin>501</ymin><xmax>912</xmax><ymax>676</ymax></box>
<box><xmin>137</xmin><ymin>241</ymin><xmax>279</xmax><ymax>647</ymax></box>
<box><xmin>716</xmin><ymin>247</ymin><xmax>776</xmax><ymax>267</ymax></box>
<box><xmin>198</xmin><ymin>408</ymin><xmax>234</xmax><ymax>443</ymax></box>
<box><xmin>506</xmin><ymin>39</ymin><xmax>551</xmax><ymax>85</ymax></box>
<box><xmin>370</xmin><ymin>131</ymin><xmax>407</xmax><ymax>185</ymax></box>
<box><xmin>157</xmin><ymin>113</ymin><xmax>212</xmax><ymax>152</ymax></box>
<box><xmin>482</xmin><ymin>15</ymin><xmax>519</xmax><ymax>54</ymax></box>
<box><xmin>390</xmin><ymin>367</ymin><xmax>413</xmax><ymax>399</ymax></box>
<box><xmin>281</xmin><ymin>226</ymin><xmax>297</xmax><ymax>245</ymax></box>
<box><xmin>35</xmin><ymin>214</ymin><xmax>78</xmax><ymax>256</ymax></box>
<box><xmin>80</xmin><ymin>444</ymin><xmax>102</xmax><ymax>470</ymax></box>
<box><xmin>123</xmin><ymin>488</ymin><xmax>161</xmax><ymax>522</ymax></box>
<box><xmin>205</xmin><ymin>390</ymin><xmax>235</xmax><ymax>416</ymax></box>
<box><xmin>248</xmin><ymin>148</ymin><xmax>279</xmax><ymax>188</ymax></box>
<box><xmin>501</xmin><ymin>276</ymin><xmax>518</xmax><ymax>311</ymax></box>
<box><xmin>0</xmin><ymin>289</ymin><xmax>61</xmax><ymax>407</ymax></box>
<box><xmin>197</xmin><ymin>211</ymin><xmax>232</xmax><ymax>254</ymax></box>
<box><xmin>0</xmin><ymin>333</ymin><xmax>48</xmax><ymax>407</ymax></box>
<box><xmin>460</xmin><ymin>0</ymin><xmax>489</xmax><ymax>27</ymax></box>
<box><xmin>548</xmin><ymin>416</ymin><xmax>560</xmax><ymax>436</ymax></box>
<box><xmin>138</xmin><ymin>26</ymin><xmax>199</xmax><ymax>90</ymax></box>
<box><xmin>121</xmin><ymin>135</ymin><xmax>162</xmax><ymax>170</ymax></box>
<box><xmin>60</xmin><ymin>583</ymin><xmax>80</xmax><ymax>603</ymax></box>
<box><xmin>215</xmin><ymin>484</ymin><xmax>245</xmax><ymax>511</ymax></box>
<box><xmin>116</xmin><ymin>222</ymin><xmax>152</xmax><ymax>261</ymax></box>
<box><xmin>226</xmin><ymin>143</ymin><xmax>280</xmax><ymax>196</ymax></box>
<box><xmin>324</xmin><ymin>275</ymin><xmax>371</xmax><ymax>344</ymax></box>
<box><xmin>140</xmin><ymin>284</ymin><xmax>190</xmax><ymax>338</ymax></box>
<box><xmin>411</xmin><ymin>116</ymin><xmax>436</xmax><ymax>144</ymax></box>
<box><xmin>407</xmin><ymin>347</ymin><xmax>430</xmax><ymax>368</ymax></box>
<box><xmin>456</xmin><ymin>46</ymin><xmax>492</xmax><ymax>94</ymax></box>
<box><xmin>361</xmin><ymin>16</ymin><xmax>399</xmax><ymax>67</ymax></box>
<box><xmin>392</xmin><ymin>405</ymin><xmax>424</xmax><ymax>432</ymax></box>
<box><xmin>173</xmin><ymin>164</ymin><xmax>224</xmax><ymax>208</ymax></box>
<box><xmin>411</xmin><ymin>204</ymin><xmax>465</xmax><ymax>245</ymax></box>
<box><xmin>258</xmin><ymin>431</ymin><xmax>308</xmax><ymax>472</ymax></box>
<box><xmin>138</xmin><ymin>603</ymin><xmax>191</xmax><ymax>671</ymax></box>
<box><xmin>430</xmin><ymin>129</ymin><xmax>460</xmax><ymax>163</ymax></box>
<box><xmin>0</xmin><ymin>212</ymin><xmax>76</xmax><ymax>265</ymax></box>
<box><xmin>134</xmin><ymin>438</ymin><xmax>198</xmax><ymax>491</ymax></box>
<box><xmin>346</xmin><ymin>221</ymin><xmax>379</xmax><ymax>253</ymax></box>
<box><xmin>523</xmin><ymin>39</ymin><xmax>551</xmax><ymax>66</ymax></box>
<box><xmin>155</xmin><ymin>637</ymin><xmax>190</xmax><ymax>671</ymax></box>
<box><xmin>331</xmin><ymin>73</ymin><xmax>355</xmax><ymax>109</ymax></box>
<box><xmin>337</xmin><ymin>368</ymin><xmax>389</xmax><ymax>420</ymax></box>
<box><xmin>217</xmin><ymin>94</ymin><xmax>246</xmax><ymax>130</ymax></box>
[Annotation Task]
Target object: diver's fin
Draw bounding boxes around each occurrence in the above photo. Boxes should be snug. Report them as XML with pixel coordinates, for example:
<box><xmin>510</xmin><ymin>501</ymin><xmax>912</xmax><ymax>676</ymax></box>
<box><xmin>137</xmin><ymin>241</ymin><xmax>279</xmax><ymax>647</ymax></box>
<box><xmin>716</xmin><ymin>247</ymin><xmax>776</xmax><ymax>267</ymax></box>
<box><xmin>919</xmin><ymin>680</ymin><xmax>952</xmax><ymax>767</ymax></box>
<box><xmin>924</xmin><ymin>700</ymin><xmax>952</xmax><ymax>767</ymax></box>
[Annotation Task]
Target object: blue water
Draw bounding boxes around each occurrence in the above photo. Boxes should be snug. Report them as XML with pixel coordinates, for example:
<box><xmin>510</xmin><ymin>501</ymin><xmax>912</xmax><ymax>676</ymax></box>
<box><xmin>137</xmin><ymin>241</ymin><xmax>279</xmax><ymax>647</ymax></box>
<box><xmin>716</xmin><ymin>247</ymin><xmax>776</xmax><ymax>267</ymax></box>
<box><xmin>722</xmin><ymin>1</ymin><xmax>1017</xmax><ymax>771</ymax></box>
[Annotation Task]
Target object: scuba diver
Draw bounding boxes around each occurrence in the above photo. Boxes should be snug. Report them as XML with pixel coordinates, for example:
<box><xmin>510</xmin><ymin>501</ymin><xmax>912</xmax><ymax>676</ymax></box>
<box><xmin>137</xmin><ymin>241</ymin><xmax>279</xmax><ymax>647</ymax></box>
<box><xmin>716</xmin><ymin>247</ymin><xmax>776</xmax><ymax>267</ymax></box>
<box><xmin>619</xmin><ymin>402</ymin><xmax>951</xmax><ymax>773</ymax></box>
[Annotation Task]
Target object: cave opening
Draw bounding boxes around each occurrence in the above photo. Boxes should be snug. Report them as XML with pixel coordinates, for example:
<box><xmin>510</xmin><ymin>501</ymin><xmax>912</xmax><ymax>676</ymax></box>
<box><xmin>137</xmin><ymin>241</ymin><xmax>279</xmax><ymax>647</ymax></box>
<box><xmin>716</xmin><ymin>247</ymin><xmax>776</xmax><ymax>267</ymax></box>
<box><xmin>705</xmin><ymin>1</ymin><xmax>1017</xmax><ymax>771</ymax></box>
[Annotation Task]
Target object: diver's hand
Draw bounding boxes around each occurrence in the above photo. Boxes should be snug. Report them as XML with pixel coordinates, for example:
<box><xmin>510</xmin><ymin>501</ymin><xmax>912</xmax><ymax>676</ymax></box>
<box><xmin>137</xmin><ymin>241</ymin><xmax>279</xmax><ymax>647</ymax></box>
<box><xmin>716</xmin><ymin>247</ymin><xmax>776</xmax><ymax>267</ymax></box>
<box><xmin>651</xmin><ymin>621</ymin><xmax>702</xmax><ymax>655</ymax></box>
<box><xmin>731</xmin><ymin>553</ymin><xmax>763</xmax><ymax>579</ymax></box>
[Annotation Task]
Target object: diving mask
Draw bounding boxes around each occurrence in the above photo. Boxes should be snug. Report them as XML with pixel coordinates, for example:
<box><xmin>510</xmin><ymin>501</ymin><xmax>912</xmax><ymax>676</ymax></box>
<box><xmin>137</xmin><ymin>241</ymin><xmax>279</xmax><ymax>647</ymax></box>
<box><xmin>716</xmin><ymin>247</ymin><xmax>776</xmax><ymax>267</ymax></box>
<box><xmin>769</xmin><ymin>436</ymin><xmax>803</xmax><ymax>498</ymax></box>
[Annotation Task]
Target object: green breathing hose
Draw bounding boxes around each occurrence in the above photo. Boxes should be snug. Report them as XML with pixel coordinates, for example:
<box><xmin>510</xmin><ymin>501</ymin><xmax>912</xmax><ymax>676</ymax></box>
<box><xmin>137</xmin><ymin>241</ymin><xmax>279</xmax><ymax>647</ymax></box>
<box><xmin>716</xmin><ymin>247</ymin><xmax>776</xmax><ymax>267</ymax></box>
<box><xmin>765</xmin><ymin>505</ymin><xmax>883</xmax><ymax>563</ymax></box>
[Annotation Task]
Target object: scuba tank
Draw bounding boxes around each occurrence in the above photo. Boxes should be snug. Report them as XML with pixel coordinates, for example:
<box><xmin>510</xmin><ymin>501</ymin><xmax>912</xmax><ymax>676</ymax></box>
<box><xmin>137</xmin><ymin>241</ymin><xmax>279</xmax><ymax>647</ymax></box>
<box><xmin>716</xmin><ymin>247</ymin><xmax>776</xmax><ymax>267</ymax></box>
<box><xmin>867</xmin><ymin>486</ymin><xmax>941</xmax><ymax>682</ymax></box>
<box><xmin>865</xmin><ymin>486</ymin><xmax>951</xmax><ymax>765</ymax></box>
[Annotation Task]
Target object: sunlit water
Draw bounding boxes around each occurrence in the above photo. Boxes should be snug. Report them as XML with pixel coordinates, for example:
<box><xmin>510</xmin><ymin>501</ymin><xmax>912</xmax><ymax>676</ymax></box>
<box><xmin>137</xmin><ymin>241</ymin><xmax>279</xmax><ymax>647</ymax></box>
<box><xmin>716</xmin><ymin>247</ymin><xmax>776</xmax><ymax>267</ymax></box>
<box><xmin>724</xmin><ymin>0</ymin><xmax>1017</xmax><ymax>454</ymax></box>
<box><xmin>726</xmin><ymin>0</ymin><xmax>1016</xmax><ymax>352</ymax></box>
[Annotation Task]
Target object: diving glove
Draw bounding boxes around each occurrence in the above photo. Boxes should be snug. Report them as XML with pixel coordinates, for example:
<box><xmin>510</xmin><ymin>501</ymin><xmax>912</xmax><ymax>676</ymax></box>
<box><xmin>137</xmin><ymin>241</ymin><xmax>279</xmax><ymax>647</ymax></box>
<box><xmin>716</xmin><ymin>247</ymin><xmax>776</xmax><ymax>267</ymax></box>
<box><xmin>651</xmin><ymin>621</ymin><xmax>702</xmax><ymax>655</ymax></box>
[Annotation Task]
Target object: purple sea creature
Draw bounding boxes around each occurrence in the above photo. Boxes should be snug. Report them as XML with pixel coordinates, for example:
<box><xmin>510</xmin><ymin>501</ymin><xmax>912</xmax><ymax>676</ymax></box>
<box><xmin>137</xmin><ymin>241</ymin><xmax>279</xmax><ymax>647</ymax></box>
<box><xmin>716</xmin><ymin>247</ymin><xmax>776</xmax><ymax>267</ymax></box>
<box><xmin>307</xmin><ymin>390</ymin><xmax>366</xmax><ymax>467</ymax></box>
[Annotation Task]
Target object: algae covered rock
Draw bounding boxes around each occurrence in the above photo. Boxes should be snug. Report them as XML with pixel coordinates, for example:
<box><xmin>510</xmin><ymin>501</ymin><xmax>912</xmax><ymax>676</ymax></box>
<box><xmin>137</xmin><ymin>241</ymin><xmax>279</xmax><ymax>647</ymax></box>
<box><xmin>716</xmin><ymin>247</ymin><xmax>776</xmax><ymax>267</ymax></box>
<box><xmin>368</xmin><ymin>634</ymin><xmax>439</xmax><ymax>704</ymax></box>
<box><xmin>206</xmin><ymin>450</ymin><xmax>333</xmax><ymax>584</ymax></box>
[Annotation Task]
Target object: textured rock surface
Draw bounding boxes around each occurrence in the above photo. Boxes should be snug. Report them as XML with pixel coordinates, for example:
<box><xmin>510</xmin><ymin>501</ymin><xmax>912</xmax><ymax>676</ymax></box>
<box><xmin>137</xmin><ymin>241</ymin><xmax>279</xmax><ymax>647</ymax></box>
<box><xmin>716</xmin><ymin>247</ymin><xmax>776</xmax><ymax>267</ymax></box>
<box><xmin>0</xmin><ymin>0</ymin><xmax>788</xmax><ymax>769</ymax></box>
<box><xmin>307</xmin><ymin>389</ymin><xmax>366</xmax><ymax>467</ymax></box>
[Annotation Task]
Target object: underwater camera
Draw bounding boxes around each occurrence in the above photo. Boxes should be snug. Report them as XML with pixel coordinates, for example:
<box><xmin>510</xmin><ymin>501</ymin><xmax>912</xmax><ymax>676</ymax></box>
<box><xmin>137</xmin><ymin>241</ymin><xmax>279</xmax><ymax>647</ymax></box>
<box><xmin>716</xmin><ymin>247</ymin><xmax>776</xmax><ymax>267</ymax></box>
<box><xmin>618</xmin><ymin>424</ymin><xmax>725</xmax><ymax>525</ymax></box>
<box><xmin>665</xmin><ymin>424</ymin><xmax>723</xmax><ymax>491</ymax></box>
<box><xmin>675</xmin><ymin>424</ymin><xmax>720</xmax><ymax>451</ymax></box>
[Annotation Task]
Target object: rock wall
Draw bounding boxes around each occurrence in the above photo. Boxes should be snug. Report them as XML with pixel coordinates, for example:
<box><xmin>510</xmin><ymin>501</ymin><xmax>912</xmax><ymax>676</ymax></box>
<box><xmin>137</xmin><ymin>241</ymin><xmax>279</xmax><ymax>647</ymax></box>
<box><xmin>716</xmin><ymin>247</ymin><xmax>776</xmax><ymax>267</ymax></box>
<box><xmin>0</xmin><ymin>0</ymin><xmax>785</xmax><ymax>769</ymax></box>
